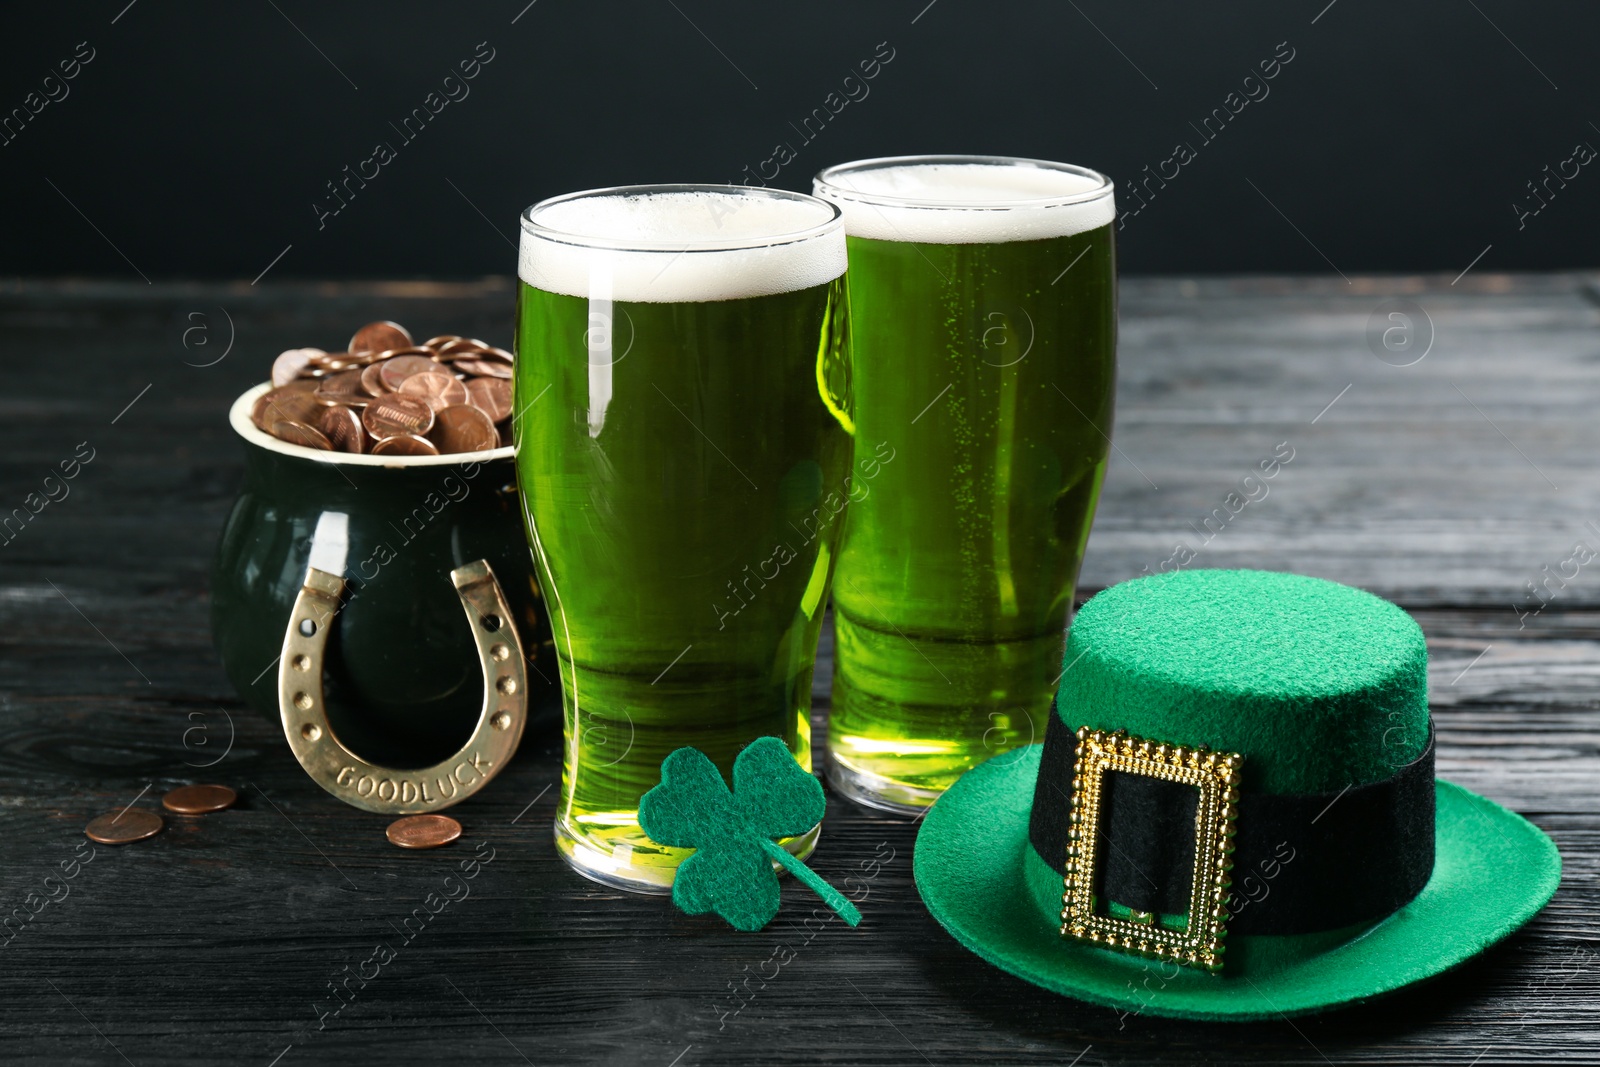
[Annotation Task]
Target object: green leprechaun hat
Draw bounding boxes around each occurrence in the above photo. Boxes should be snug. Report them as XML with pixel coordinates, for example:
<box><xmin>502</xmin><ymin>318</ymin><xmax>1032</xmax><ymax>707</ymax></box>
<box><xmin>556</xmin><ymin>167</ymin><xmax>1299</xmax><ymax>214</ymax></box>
<box><xmin>913</xmin><ymin>569</ymin><xmax>1560</xmax><ymax>1020</ymax></box>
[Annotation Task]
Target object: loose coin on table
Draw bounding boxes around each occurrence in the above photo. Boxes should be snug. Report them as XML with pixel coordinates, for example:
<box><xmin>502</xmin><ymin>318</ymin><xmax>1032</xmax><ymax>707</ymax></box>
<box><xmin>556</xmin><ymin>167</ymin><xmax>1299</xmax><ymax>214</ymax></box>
<box><xmin>386</xmin><ymin>813</ymin><xmax>462</xmax><ymax>849</ymax></box>
<box><xmin>162</xmin><ymin>784</ymin><xmax>238</xmax><ymax>814</ymax></box>
<box><xmin>85</xmin><ymin>808</ymin><xmax>164</xmax><ymax>845</ymax></box>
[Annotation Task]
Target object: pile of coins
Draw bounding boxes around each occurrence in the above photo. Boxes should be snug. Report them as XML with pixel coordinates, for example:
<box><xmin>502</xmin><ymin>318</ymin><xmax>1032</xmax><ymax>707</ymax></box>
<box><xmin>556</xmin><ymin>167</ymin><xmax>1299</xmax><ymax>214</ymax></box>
<box><xmin>84</xmin><ymin>784</ymin><xmax>237</xmax><ymax>845</ymax></box>
<box><xmin>252</xmin><ymin>320</ymin><xmax>514</xmax><ymax>457</ymax></box>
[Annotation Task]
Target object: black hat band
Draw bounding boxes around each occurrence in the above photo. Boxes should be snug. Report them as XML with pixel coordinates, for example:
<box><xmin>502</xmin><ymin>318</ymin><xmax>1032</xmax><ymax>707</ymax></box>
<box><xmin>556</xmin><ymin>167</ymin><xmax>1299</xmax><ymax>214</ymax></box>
<box><xmin>1029</xmin><ymin>717</ymin><xmax>1436</xmax><ymax>937</ymax></box>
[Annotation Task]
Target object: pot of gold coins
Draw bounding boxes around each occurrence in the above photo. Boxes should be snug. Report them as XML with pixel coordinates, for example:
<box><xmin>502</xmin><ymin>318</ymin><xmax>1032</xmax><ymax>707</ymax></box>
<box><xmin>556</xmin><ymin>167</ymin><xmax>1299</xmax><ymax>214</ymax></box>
<box><xmin>211</xmin><ymin>320</ymin><xmax>551</xmax><ymax>813</ymax></box>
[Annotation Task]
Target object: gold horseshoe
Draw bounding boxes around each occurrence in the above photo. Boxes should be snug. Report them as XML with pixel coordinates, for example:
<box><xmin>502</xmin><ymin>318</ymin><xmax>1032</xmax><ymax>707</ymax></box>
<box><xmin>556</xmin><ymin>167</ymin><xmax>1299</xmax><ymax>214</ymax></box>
<box><xmin>278</xmin><ymin>559</ymin><xmax>528</xmax><ymax>814</ymax></box>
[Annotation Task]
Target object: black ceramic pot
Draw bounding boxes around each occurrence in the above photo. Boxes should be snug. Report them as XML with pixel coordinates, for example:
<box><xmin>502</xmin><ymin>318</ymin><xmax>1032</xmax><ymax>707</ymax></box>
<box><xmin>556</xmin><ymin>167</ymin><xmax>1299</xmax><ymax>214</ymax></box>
<box><xmin>212</xmin><ymin>383</ymin><xmax>554</xmax><ymax>768</ymax></box>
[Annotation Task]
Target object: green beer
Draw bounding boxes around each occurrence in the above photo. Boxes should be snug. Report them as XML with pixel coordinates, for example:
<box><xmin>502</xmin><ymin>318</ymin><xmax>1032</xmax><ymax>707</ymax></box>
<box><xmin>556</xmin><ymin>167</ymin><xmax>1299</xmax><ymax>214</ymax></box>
<box><xmin>515</xmin><ymin>186</ymin><xmax>851</xmax><ymax>891</ymax></box>
<box><xmin>814</xmin><ymin>156</ymin><xmax>1117</xmax><ymax>811</ymax></box>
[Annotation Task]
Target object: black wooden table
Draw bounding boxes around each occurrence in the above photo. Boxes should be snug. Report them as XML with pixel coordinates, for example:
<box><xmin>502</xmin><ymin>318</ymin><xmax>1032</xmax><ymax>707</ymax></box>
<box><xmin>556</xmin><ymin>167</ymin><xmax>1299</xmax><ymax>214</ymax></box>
<box><xmin>2</xmin><ymin>275</ymin><xmax>1596</xmax><ymax>1066</ymax></box>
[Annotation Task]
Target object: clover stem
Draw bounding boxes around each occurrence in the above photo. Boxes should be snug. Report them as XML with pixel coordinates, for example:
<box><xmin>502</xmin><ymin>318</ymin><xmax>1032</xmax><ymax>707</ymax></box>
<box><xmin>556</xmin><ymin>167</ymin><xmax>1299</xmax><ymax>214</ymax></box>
<box><xmin>759</xmin><ymin>839</ymin><xmax>862</xmax><ymax>927</ymax></box>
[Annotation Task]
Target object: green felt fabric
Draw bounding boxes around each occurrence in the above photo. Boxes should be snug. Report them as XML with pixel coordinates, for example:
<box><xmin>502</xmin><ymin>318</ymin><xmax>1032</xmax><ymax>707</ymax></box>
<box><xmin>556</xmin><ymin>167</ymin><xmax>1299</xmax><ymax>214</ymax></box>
<box><xmin>917</xmin><ymin>745</ymin><xmax>1561</xmax><ymax>1020</ymax></box>
<box><xmin>1057</xmin><ymin>570</ymin><xmax>1430</xmax><ymax>794</ymax></box>
<box><xmin>639</xmin><ymin>737</ymin><xmax>837</xmax><ymax>932</ymax></box>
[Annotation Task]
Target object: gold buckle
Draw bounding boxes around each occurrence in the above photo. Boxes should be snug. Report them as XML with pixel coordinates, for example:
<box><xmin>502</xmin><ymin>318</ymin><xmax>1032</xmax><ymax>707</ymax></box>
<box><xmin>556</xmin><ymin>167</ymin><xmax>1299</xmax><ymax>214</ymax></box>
<box><xmin>1059</xmin><ymin>726</ymin><xmax>1241</xmax><ymax>973</ymax></box>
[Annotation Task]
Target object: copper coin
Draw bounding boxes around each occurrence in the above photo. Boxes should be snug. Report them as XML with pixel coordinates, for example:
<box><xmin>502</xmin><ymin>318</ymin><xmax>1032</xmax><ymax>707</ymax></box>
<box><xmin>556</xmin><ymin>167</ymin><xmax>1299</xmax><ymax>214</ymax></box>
<box><xmin>376</xmin><ymin>346</ymin><xmax>435</xmax><ymax>360</ymax></box>
<box><xmin>307</xmin><ymin>350</ymin><xmax>353</xmax><ymax>370</ymax></box>
<box><xmin>421</xmin><ymin>334</ymin><xmax>463</xmax><ymax>351</ymax></box>
<box><xmin>371</xmin><ymin>434</ymin><xmax>440</xmax><ymax>457</ymax></box>
<box><xmin>429</xmin><ymin>404</ymin><xmax>500</xmax><ymax>454</ymax></box>
<box><xmin>320</xmin><ymin>405</ymin><xmax>367</xmax><ymax>454</ymax></box>
<box><xmin>350</xmin><ymin>320</ymin><xmax>413</xmax><ymax>356</ymax></box>
<box><xmin>364</xmin><ymin>394</ymin><xmax>435</xmax><ymax>438</ymax></box>
<box><xmin>254</xmin><ymin>380</ymin><xmax>321</xmax><ymax>428</ymax></box>
<box><xmin>436</xmin><ymin>338</ymin><xmax>490</xmax><ymax>358</ymax></box>
<box><xmin>482</xmin><ymin>346</ymin><xmax>515</xmax><ymax>365</ymax></box>
<box><xmin>399</xmin><ymin>371</ymin><xmax>468</xmax><ymax>412</ymax></box>
<box><xmin>314</xmin><ymin>370</ymin><xmax>368</xmax><ymax>407</ymax></box>
<box><xmin>269</xmin><ymin>419</ymin><xmax>334</xmax><ymax>450</ymax></box>
<box><xmin>386</xmin><ymin>814</ymin><xmax>461</xmax><ymax>849</ymax></box>
<box><xmin>85</xmin><ymin>808</ymin><xmax>163</xmax><ymax>845</ymax></box>
<box><xmin>453</xmin><ymin>358</ymin><xmax>512</xmax><ymax>380</ymax></box>
<box><xmin>359</xmin><ymin>362</ymin><xmax>390</xmax><ymax>397</ymax></box>
<box><xmin>464</xmin><ymin>377</ymin><xmax>512</xmax><ymax>423</ymax></box>
<box><xmin>271</xmin><ymin>348</ymin><xmax>323</xmax><ymax>387</ymax></box>
<box><xmin>162</xmin><ymin>784</ymin><xmax>237</xmax><ymax>814</ymax></box>
<box><xmin>378</xmin><ymin>354</ymin><xmax>442</xmax><ymax>392</ymax></box>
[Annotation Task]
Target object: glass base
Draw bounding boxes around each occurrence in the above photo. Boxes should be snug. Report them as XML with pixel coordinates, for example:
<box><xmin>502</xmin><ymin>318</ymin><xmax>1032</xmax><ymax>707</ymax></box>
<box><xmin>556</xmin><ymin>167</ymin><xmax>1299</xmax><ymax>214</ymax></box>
<box><xmin>826</xmin><ymin>610</ymin><xmax>1061</xmax><ymax>816</ymax></box>
<box><xmin>554</xmin><ymin>817</ymin><xmax>822</xmax><ymax>896</ymax></box>
<box><xmin>826</xmin><ymin>753</ymin><xmax>945</xmax><ymax>815</ymax></box>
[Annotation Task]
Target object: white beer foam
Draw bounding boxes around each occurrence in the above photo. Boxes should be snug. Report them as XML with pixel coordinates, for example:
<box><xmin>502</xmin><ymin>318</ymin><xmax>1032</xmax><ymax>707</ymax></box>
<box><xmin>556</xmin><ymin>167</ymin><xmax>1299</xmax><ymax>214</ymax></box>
<box><xmin>815</xmin><ymin>161</ymin><xmax>1116</xmax><ymax>244</ymax></box>
<box><xmin>519</xmin><ymin>190</ymin><xmax>846</xmax><ymax>303</ymax></box>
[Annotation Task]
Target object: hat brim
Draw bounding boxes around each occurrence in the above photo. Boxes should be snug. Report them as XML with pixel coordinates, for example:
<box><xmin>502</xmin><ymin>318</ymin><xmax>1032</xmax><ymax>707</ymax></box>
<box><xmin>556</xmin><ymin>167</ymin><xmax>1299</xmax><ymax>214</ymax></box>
<box><xmin>913</xmin><ymin>745</ymin><xmax>1560</xmax><ymax>1021</ymax></box>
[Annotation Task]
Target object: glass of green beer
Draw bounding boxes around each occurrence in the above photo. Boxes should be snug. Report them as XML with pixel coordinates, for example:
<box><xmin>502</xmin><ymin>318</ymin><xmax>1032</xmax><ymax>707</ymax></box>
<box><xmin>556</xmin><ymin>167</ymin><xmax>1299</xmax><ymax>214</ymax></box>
<box><xmin>813</xmin><ymin>155</ymin><xmax>1117</xmax><ymax>812</ymax></box>
<box><xmin>515</xmin><ymin>185</ymin><xmax>852</xmax><ymax>891</ymax></box>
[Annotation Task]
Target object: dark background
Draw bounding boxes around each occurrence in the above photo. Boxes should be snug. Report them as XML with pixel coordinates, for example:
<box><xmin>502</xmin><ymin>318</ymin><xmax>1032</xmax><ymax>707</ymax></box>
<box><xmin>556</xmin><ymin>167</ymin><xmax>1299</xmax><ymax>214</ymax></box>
<box><xmin>1</xmin><ymin>0</ymin><xmax>1595</xmax><ymax>280</ymax></box>
<box><xmin>2</xmin><ymin>2</ymin><xmax>1599</xmax><ymax>1063</ymax></box>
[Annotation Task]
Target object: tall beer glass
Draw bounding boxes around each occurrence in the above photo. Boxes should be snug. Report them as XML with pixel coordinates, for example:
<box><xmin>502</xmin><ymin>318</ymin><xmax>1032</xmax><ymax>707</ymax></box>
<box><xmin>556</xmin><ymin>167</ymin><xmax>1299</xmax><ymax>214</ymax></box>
<box><xmin>516</xmin><ymin>186</ymin><xmax>851</xmax><ymax>891</ymax></box>
<box><xmin>813</xmin><ymin>156</ymin><xmax>1117</xmax><ymax>812</ymax></box>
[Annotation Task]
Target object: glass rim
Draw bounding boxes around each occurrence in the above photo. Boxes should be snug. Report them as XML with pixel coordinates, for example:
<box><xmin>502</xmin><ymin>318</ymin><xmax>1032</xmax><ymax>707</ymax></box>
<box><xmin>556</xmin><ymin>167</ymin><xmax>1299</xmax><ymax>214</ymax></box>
<box><xmin>813</xmin><ymin>154</ymin><xmax>1114</xmax><ymax>211</ymax></box>
<box><xmin>520</xmin><ymin>183</ymin><xmax>843</xmax><ymax>253</ymax></box>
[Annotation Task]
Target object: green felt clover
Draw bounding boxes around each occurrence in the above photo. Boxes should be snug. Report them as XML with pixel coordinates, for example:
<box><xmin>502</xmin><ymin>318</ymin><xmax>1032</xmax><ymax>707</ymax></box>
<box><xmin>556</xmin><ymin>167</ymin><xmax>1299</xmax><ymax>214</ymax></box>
<box><xmin>638</xmin><ymin>736</ymin><xmax>862</xmax><ymax>932</ymax></box>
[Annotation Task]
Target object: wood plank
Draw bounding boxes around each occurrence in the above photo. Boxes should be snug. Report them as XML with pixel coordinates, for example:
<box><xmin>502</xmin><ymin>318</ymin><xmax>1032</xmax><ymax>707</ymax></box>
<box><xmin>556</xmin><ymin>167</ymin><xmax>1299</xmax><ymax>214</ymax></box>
<box><xmin>0</xmin><ymin>278</ymin><xmax>1596</xmax><ymax>1065</ymax></box>
<box><xmin>1083</xmin><ymin>275</ymin><xmax>1600</xmax><ymax>604</ymax></box>
<box><xmin>0</xmin><ymin>607</ymin><xmax>1593</xmax><ymax>1066</ymax></box>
